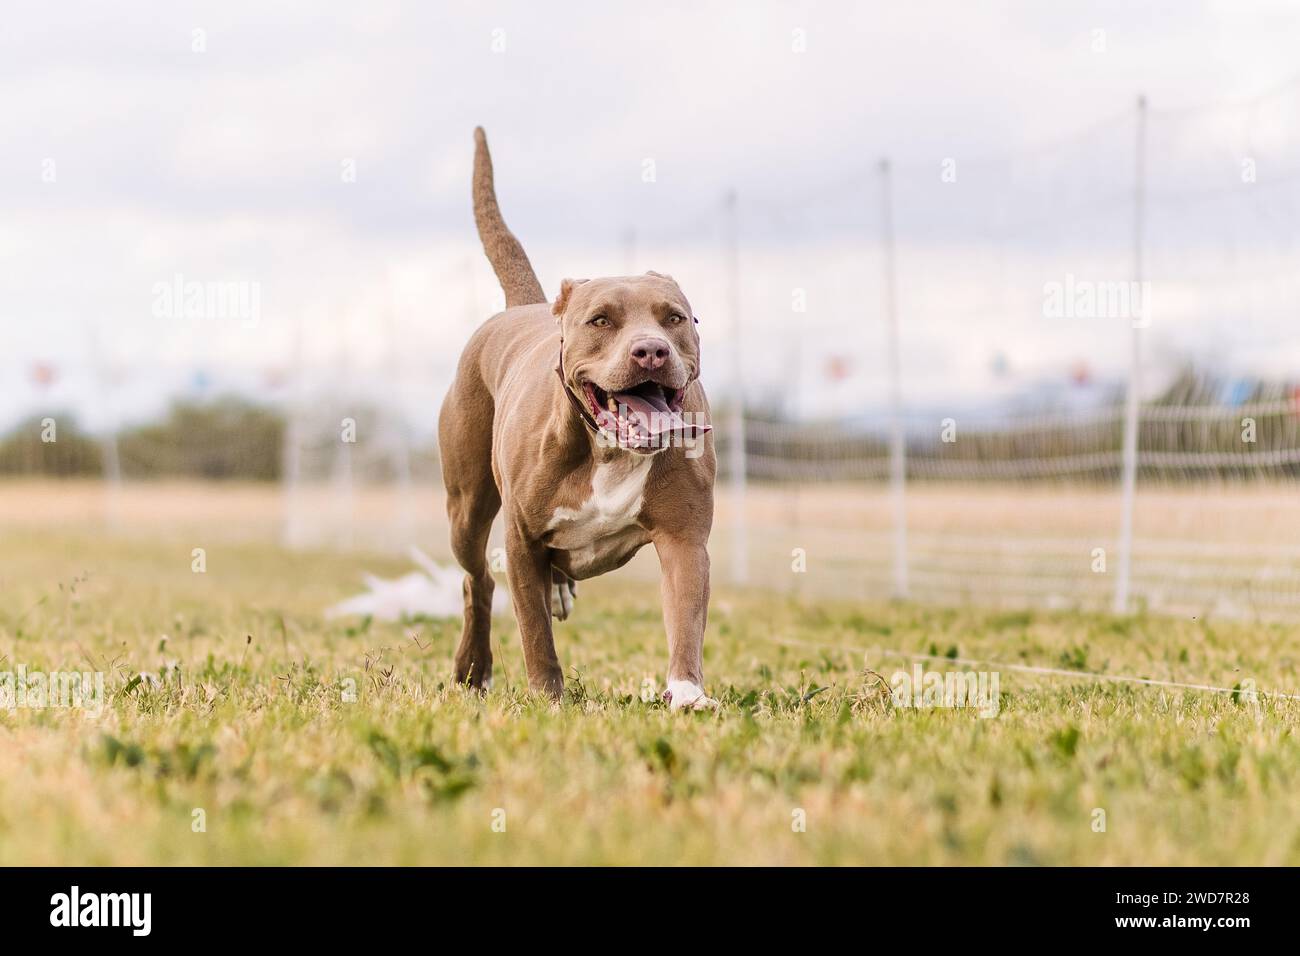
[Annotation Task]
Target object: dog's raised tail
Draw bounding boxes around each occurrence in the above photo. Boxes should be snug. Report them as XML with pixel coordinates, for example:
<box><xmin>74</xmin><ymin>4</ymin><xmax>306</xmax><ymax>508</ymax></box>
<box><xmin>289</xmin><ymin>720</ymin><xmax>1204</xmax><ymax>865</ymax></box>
<box><xmin>472</xmin><ymin>127</ymin><xmax>546</xmax><ymax>308</ymax></box>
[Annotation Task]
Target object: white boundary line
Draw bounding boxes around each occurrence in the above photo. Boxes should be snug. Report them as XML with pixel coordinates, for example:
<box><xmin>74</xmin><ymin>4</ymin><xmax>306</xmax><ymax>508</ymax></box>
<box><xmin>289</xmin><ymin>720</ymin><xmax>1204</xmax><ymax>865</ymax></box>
<box><xmin>758</xmin><ymin>635</ymin><xmax>1300</xmax><ymax>701</ymax></box>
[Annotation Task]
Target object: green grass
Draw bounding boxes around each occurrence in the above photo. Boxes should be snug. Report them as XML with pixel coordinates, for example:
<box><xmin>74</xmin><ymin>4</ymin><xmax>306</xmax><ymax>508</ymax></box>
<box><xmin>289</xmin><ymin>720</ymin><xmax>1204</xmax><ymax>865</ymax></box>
<box><xmin>2</xmin><ymin>528</ymin><xmax>1299</xmax><ymax>865</ymax></box>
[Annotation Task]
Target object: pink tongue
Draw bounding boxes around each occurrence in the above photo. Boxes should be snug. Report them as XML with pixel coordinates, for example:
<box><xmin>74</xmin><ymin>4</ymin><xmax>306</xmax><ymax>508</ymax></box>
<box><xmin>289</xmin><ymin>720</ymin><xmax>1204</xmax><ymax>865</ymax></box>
<box><xmin>613</xmin><ymin>391</ymin><xmax>710</xmax><ymax>437</ymax></box>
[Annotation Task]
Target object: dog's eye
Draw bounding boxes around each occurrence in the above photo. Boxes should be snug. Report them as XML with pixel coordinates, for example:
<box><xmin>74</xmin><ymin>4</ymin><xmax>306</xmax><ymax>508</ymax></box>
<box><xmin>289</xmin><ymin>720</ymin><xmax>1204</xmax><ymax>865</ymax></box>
<box><xmin>589</xmin><ymin>315</ymin><xmax>610</xmax><ymax>328</ymax></box>
<box><xmin>668</xmin><ymin>313</ymin><xmax>686</xmax><ymax>325</ymax></box>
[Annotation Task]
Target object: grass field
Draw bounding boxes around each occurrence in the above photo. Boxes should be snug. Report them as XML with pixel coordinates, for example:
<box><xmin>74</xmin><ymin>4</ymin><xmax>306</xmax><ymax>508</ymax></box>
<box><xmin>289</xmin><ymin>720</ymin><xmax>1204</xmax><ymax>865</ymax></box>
<box><xmin>2</xmin><ymin>481</ymin><xmax>1300</xmax><ymax>865</ymax></box>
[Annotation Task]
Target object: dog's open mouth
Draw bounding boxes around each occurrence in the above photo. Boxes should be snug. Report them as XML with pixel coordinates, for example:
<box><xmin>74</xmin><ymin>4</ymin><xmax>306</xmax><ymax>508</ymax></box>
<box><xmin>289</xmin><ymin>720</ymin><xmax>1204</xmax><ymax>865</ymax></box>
<box><xmin>579</xmin><ymin>380</ymin><xmax>710</xmax><ymax>449</ymax></box>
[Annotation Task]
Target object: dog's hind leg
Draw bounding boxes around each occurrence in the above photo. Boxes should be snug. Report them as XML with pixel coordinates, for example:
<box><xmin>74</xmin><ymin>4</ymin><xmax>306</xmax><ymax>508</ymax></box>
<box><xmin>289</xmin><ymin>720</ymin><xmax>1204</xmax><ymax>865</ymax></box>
<box><xmin>447</xmin><ymin>486</ymin><xmax>499</xmax><ymax>688</ymax></box>
<box><xmin>440</xmin><ymin>376</ymin><xmax>501</xmax><ymax>690</ymax></box>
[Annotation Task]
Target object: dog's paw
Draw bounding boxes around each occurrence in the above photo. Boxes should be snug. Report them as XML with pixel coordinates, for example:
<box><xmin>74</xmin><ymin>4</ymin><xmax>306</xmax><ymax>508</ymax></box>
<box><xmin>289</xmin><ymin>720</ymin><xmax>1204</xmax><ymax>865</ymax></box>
<box><xmin>663</xmin><ymin>680</ymin><xmax>718</xmax><ymax>712</ymax></box>
<box><xmin>550</xmin><ymin>578</ymin><xmax>576</xmax><ymax>620</ymax></box>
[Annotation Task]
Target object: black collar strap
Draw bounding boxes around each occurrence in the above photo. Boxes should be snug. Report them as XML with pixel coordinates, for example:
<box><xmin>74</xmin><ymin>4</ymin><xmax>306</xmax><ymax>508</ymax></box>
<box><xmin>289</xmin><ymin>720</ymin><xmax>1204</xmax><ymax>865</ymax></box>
<box><xmin>556</xmin><ymin>342</ymin><xmax>602</xmax><ymax>435</ymax></box>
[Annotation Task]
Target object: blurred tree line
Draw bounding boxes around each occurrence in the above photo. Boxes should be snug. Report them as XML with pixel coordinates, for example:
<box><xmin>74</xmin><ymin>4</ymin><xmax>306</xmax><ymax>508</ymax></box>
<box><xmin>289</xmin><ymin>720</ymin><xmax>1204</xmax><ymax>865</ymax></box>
<box><xmin>4</xmin><ymin>369</ymin><xmax>1296</xmax><ymax>483</ymax></box>
<box><xmin>0</xmin><ymin>397</ymin><xmax>284</xmax><ymax>480</ymax></box>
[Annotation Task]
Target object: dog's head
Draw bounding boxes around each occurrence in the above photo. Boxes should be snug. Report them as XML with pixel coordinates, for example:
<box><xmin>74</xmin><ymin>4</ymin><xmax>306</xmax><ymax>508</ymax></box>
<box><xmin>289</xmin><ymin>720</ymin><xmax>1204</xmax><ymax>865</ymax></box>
<box><xmin>553</xmin><ymin>272</ymin><xmax>708</xmax><ymax>451</ymax></box>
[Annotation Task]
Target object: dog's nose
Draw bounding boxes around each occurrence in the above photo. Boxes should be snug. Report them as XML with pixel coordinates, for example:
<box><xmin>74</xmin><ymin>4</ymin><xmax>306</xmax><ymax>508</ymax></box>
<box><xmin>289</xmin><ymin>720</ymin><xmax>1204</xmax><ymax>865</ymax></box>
<box><xmin>630</xmin><ymin>337</ymin><xmax>671</xmax><ymax>370</ymax></box>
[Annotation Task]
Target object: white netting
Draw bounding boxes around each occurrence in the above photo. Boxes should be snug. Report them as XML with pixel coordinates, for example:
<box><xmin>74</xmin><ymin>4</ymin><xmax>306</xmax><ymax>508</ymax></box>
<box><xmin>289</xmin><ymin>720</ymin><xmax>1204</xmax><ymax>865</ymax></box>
<box><xmin>702</xmin><ymin>78</ymin><xmax>1300</xmax><ymax>620</ymax></box>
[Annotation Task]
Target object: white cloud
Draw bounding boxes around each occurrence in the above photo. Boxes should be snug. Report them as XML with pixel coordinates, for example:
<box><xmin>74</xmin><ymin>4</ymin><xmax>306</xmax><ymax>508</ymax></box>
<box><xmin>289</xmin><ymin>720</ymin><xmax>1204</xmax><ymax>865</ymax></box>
<box><xmin>2</xmin><ymin>1</ymin><xmax>1298</xmax><ymax>432</ymax></box>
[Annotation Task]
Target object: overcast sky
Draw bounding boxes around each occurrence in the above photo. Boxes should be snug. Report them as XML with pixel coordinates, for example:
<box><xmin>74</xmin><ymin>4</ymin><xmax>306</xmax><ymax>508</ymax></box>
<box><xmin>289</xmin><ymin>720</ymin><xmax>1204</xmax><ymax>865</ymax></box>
<box><xmin>2</xmin><ymin>0</ymin><xmax>1298</xmax><ymax>434</ymax></box>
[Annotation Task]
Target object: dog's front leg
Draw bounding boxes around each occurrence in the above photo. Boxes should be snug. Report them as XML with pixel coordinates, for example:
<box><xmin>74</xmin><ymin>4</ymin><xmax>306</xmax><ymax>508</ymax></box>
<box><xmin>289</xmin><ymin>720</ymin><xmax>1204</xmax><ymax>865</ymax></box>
<box><xmin>654</xmin><ymin>534</ymin><xmax>718</xmax><ymax>711</ymax></box>
<box><xmin>505</xmin><ymin>522</ymin><xmax>565</xmax><ymax>700</ymax></box>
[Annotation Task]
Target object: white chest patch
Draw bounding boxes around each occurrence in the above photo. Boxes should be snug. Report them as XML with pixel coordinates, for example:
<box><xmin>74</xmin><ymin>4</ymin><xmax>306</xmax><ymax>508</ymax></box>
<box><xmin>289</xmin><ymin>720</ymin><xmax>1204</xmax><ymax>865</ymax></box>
<box><xmin>545</xmin><ymin>457</ymin><xmax>653</xmax><ymax>549</ymax></box>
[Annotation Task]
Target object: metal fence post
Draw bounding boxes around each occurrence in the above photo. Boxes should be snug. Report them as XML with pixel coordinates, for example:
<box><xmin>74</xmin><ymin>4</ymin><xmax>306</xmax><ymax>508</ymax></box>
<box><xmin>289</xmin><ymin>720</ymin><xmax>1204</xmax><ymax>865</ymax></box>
<box><xmin>724</xmin><ymin>190</ymin><xmax>748</xmax><ymax>585</ymax></box>
<box><xmin>880</xmin><ymin>158</ymin><xmax>908</xmax><ymax>599</ymax></box>
<box><xmin>1114</xmin><ymin>95</ymin><xmax>1148</xmax><ymax>614</ymax></box>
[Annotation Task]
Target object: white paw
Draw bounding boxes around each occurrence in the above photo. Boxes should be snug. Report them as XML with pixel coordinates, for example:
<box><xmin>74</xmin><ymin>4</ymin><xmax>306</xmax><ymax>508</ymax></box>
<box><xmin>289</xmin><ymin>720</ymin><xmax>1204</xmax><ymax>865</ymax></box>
<box><xmin>550</xmin><ymin>579</ymin><xmax>575</xmax><ymax>620</ymax></box>
<box><xmin>663</xmin><ymin>680</ymin><xmax>718</xmax><ymax>712</ymax></box>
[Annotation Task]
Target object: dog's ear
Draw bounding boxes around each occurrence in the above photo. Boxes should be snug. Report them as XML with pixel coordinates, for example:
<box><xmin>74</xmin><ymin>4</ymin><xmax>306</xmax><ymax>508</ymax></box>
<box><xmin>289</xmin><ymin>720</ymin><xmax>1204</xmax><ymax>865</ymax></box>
<box><xmin>552</xmin><ymin>278</ymin><xmax>589</xmax><ymax>318</ymax></box>
<box><xmin>644</xmin><ymin>270</ymin><xmax>675</xmax><ymax>283</ymax></box>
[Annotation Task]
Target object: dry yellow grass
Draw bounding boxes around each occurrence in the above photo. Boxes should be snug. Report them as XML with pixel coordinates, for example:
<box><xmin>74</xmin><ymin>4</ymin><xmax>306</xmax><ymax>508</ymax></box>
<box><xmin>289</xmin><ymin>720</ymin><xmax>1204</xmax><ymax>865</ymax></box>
<box><xmin>7</xmin><ymin>477</ymin><xmax>1296</xmax><ymax>615</ymax></box>
<box><xmin>9</xmin><ymin>477</ymin><xmax>1296</xmax><ymax>543</ymax></box>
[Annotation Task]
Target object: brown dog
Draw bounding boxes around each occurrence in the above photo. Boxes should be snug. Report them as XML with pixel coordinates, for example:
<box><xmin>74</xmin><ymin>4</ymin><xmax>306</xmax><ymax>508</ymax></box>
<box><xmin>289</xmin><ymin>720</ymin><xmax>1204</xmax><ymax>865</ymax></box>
<box><xmin>438</xmin><ymin>128</ymin><xmax>718</xmax><ymax>710</ymax></box>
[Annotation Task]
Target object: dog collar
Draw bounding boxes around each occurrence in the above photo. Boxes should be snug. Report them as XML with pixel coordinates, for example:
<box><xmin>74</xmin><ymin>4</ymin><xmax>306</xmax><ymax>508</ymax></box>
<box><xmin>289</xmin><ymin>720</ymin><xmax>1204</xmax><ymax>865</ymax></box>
<box><xmin>556</xmin><ymin>343</ymin><xmax>602</xmax><ymax>435</ymax></box>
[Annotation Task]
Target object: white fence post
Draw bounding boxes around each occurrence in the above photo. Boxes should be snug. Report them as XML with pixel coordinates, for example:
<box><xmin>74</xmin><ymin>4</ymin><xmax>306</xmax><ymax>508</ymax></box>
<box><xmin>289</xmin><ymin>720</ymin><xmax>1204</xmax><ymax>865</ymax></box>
<box><xmin>724</xmin><ymin>189</ymin><xmax>748</xmax><ymax>585</ymax></box>
<box><xmin>880</xmin><ymin>159</ymin><xmax>908</xmax><ymax>599</ymax></box>
<box><xmin>90</xmin><ymin>327</ymin><xmax>122</xmax><ymax>528</ymax></box>
<box><xmin>281</xmin><ymin>315</ymin><xmax>305</xmax><ymax>548</ymax></box>
<box><xmin>385</xmin><ymin>293</ymin><xmax>414</xmax><ymax>546</ymax></box>
<box><xmin>1114</xmin><ymin>95</ymin><xmax>1148</xmax><ymax>614</ymax></box>
<box><xmin>99</xmin><ymin>416</ymin><xmax>122</xmax><ymax>529</ymax></box>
